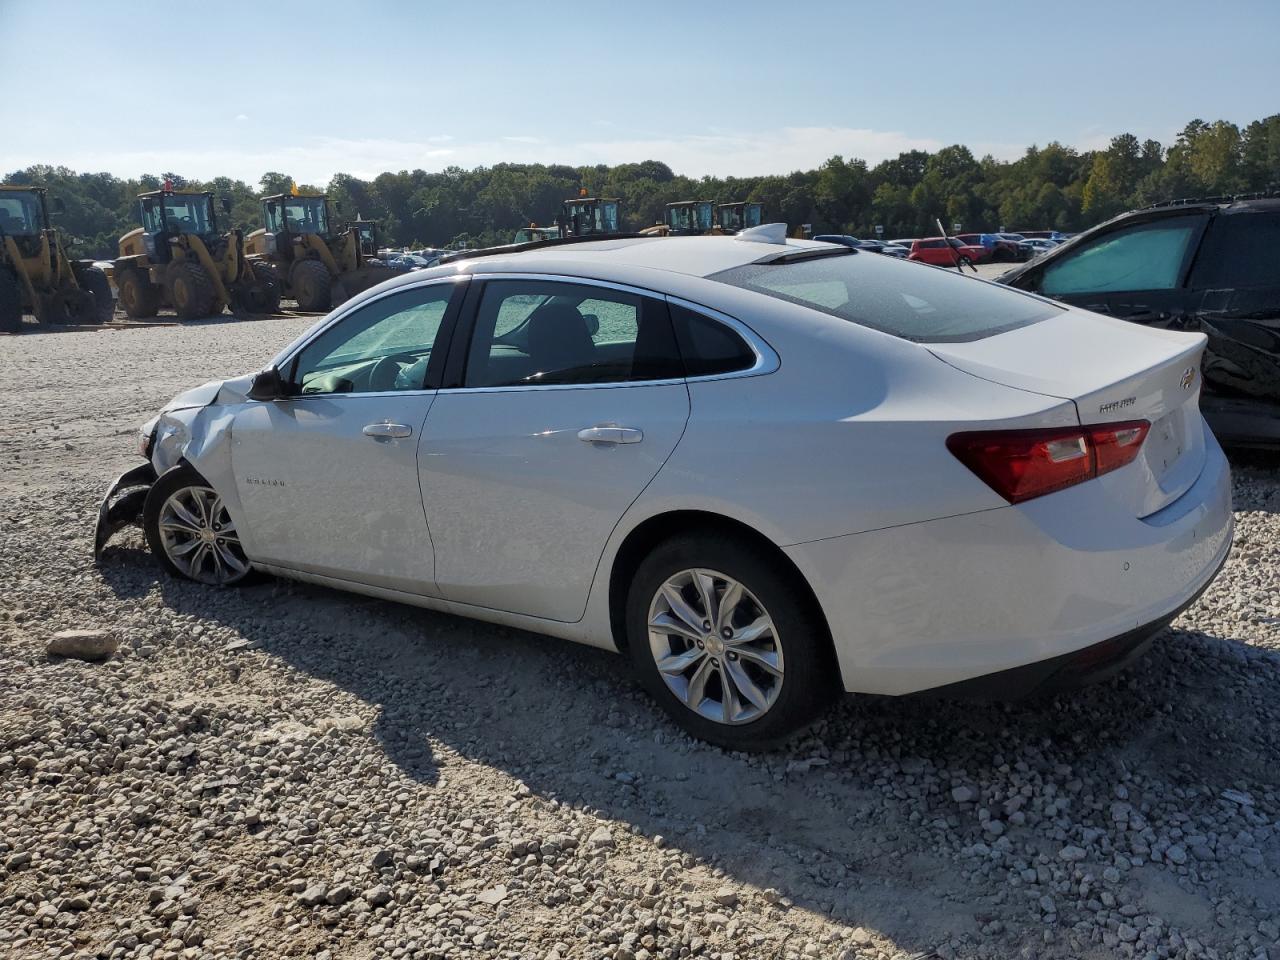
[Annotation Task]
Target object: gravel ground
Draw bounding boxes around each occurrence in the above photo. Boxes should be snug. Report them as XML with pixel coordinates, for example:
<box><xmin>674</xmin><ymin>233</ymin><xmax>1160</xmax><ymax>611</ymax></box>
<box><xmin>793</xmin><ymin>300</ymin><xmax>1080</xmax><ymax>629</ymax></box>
<box><xmin>1</xmin><ymin>316</ymin><xmax>1278</xmax><ymax>960</ymax></box>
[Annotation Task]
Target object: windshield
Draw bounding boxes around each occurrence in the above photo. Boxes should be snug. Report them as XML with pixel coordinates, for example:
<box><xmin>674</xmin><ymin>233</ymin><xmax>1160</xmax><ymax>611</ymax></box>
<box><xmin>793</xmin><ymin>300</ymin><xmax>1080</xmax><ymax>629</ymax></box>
<box><xmin>0</xmin><ymin>191</ymin><xmax>44</xmax><ymax>234</ymax></box>
<box><xmin>265</xmin><ymin>197</ymin><xmax>330</xmax><ymax>235</ymax></box>
<box><xmin>148</xmin><ymin>195</ymin><xmax>216</xmax><ymax>235</ymax></box>
<box><xmin>711</xmin><ymin>251</ymin><xmax>1061</xmax><ymax>343</ymax></box>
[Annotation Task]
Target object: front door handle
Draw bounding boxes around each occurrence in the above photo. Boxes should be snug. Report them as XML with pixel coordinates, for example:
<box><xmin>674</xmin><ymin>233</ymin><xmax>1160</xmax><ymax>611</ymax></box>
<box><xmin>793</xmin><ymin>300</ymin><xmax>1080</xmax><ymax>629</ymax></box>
<box><xmin>577</xmin><ymin>425</ymin><xmax>643</xmax><ymax>445</ymax></box>
<box><xmin>363</xmin><ymin>422</ymin><xmax>413</xmax><ymax>439</ymax></box>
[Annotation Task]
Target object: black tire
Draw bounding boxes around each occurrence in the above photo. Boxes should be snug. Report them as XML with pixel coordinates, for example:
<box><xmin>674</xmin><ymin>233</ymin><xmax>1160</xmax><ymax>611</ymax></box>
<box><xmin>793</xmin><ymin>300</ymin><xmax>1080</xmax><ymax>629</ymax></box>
<box><xmin>246</xmin><ymin>260</ymin><xmax>282</xmax><ymax>314</ymax></box>
<box><xmin>0</xmin><ymin>268</ymin><xmax>21</xmax><ymax>333</ymax></box>
<box><xmin>76</xmin><ymin>267</ymin><xmax>114</xmax><ymax>324</ymax></box>
<box><xmin>291</xmin><ymin>259</ymin><xmax>332</xmax><ymax>312</ymax></box>
<box><xmin>33</xmin><ymin>291</ymin><xmax>69</xmax><ymax>325</ymax></box>
<box><xmin>143</xmin><ymin>465</ymin><xmax>256</xmax><ymax>587</ymax></box>
<box><xmin>166</xmin><ymin>260</ymin><xmax>216</xmax><ymax>320</ymax></box>
<box><xmin>117</xmin><ymin>268</ymin><xmax>161</xmax><ymax>319</ymax></box>
<box><xmin>625</xmin><ymin>532</ymin><xmax>839</xmax><ymax>750</ymax></box>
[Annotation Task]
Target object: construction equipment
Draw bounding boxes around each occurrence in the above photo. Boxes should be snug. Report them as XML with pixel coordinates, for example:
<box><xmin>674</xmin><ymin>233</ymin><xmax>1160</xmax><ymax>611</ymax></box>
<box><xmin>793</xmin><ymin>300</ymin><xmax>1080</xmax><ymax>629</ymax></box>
<box><xmin>113</xmin><ymin>188</ymin><xmax>279</xmax><ymax>320</ymax></box>
<box><xmin>558</xmin><ymin>197</ymin><xmax>623</xmax><ymax>237</ymax></box>
<box><xmin>715</xmin><ymin>202</ymin><xmax>763</xmax><ymax>234</ymax></box>
<box><xmin>513</xmin><ymin>223</ymin><xmax>561</xmax><ymax>244</ymax></box>
<box><xmin>244</xmin><ymin>192</ymin><xmax>393</xmax><ymax>312</ymax></box>
<box><xmin>0</xmin><ymin>185</ymin><xmax>113</xmax><ymax>332</ymax></box>
<box><xmin>350</xmin><ymin>219</ymin><xmax>379</xmax><ymax>258</ymax></box>
<box><xmin>639</xmin><ymin>201</ymin><xmax>726</xmax><ymax>237</ymax></box>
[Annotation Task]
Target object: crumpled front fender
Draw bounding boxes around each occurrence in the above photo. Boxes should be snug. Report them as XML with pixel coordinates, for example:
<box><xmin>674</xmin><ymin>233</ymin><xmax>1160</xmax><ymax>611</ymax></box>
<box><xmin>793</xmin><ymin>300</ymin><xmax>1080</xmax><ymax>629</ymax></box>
<box><xmin>93</xmin><ymin>462</ymin><xmax>158</xmax><ymax>558</ymax></box>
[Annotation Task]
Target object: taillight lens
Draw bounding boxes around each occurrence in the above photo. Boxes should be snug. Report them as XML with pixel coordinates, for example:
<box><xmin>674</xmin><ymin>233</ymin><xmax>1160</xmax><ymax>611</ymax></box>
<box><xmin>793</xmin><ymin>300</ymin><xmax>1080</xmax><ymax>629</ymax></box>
<box><xmin>947</xmin><ymin>420</ymin><xmax>1150</xmax><ymax>504</ymax></box>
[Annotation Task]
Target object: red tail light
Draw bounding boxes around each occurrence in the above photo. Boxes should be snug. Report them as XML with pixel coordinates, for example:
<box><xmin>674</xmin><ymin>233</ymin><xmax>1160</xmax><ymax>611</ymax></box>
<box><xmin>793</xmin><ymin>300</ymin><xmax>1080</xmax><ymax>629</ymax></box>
<box><xmin>947</xmin><ymin>420</ymin><xmax>1150</xmax><ymax>504</ymax></box>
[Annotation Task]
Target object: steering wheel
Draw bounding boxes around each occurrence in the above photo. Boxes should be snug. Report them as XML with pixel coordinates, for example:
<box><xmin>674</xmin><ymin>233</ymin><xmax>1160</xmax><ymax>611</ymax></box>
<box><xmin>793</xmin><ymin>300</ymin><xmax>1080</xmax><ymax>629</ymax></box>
<box><xmin>368</xmin><ymin>353</ymin><xmax>420</xmax><ymax>391</ymax></box>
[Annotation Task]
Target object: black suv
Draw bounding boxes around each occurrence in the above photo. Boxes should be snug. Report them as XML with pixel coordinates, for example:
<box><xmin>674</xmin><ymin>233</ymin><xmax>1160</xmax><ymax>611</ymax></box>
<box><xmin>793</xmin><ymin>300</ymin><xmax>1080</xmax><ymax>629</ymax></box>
<box><xmin>998</xmin><ymin>196</ymin><xmax>1280</xmax><ymax>448</ymax></box>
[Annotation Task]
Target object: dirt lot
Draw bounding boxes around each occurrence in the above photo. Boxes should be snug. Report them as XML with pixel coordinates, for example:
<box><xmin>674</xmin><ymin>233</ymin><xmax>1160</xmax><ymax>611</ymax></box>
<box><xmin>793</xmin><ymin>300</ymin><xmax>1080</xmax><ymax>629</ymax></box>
<box><xmin>1</xmin><ymin>314</ymin><xmax>1278</xmax><ymax>960</ymax></box>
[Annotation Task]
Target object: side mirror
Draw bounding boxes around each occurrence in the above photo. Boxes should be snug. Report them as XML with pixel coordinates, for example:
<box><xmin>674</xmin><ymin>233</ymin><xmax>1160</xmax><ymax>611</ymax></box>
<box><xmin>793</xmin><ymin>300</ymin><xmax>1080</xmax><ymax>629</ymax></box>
<box><xmin>246</xmin><ymin>366</ymin><xmax>288</xmax><ymax>401</ymax></box>
<box><xmin>221</xmin><ymin>197</ymin><xmax>233</xmax><ymax>213</ymax></box>
<box><xmin>581</xmin><ymin>313</ymin><xmax>600</xmax><ymax>336</ymax></box>
<box><xmin>52</xmin><ymin>198</ymin><xmax>67</xmax><ymax>215</ymax></box>
<box><xmin>334</xmin><ymin>200</ymin><xmax>344</xmax><ymax>214</ymax></box>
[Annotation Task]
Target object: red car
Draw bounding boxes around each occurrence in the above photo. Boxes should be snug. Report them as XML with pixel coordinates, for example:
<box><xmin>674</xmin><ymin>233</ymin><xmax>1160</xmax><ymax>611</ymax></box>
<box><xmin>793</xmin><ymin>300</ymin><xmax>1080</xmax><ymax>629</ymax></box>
<box><xmin>908</xmin><ymin>236</ymin><xmax>987</xmax><ymax>267</ymax></box>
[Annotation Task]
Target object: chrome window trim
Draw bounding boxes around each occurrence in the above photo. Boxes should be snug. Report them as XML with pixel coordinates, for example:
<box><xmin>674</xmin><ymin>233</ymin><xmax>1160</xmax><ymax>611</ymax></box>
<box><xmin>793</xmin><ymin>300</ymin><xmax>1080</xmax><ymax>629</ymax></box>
<box><xmin>664</xmin><ymin>294</ymin><xmax>780</xmax><ymax>383</ymax></box>
<box><xmin>432</xmin><ymin>272</ymin><xmax>780</xmax><ymax>395</ymax></box>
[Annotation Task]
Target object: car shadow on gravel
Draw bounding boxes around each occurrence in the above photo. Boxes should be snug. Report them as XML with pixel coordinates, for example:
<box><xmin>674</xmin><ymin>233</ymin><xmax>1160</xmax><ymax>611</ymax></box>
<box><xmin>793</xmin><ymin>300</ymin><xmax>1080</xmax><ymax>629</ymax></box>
<box><xmin>97</xmin><ymin>551</ymin><xmax>1279</xmax><ymax>952</ymax></box>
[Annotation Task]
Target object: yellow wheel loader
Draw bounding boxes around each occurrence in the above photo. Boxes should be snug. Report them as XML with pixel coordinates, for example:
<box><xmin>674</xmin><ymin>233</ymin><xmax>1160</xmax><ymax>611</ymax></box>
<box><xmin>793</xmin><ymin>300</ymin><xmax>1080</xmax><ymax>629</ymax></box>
<box><xmin>0</xmin><ymin>185</ymin><xmax>113</xmax><ymax>333</ymax></box>
<box><xmin>715</xmin><ymin>201</ymin><xmax>763</xmax><ymax>234</ymax></box>
<box><xmin>558</xmin><ymin>197</ymin><xmax>623</xmax><ymax>238</ymax></box>
<box><xmin>244</xmin><ymin>193</ymin><xmax>392</xmax><ymax>312</ymax></box>
<box><xmin>639</xmin><ymin>201</ymin><xmax>726</xmax><ymax>237</ymax></box>
<box><xmin>113</xmin><ymin>189</ymin><xmax>280</xmax><ymax>321</ymax></box>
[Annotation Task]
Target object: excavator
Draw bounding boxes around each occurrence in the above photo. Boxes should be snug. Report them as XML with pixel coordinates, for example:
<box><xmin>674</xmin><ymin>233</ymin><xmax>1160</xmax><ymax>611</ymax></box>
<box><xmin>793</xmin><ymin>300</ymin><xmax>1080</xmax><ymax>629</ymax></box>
<box><xmin>113</xmin><ymin>186</ymin><xmax>279</xmax><ymax>320</ymax></box>
<box><xmin>0</xmin><ymin>184</ymin><xmax>113</xmax><ymax>332</ymax></box>
<box><xmin>244</xmin><ymin>191</ymin><xmax>392</xmax><ymax>311</ymax></box>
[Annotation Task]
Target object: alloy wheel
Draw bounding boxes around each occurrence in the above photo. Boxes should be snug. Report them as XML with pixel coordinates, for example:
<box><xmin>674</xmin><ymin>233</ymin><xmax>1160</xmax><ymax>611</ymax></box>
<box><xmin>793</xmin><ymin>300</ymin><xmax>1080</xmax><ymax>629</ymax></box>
<box><xmin>157</xmin><ymin>485</ymin><xmax>250</xmax><ymax>585</ymax></box>
<box><xmin>647</xmin><ymin>568</ymin><xmax>784</xmax><ymax>725</ymax></box>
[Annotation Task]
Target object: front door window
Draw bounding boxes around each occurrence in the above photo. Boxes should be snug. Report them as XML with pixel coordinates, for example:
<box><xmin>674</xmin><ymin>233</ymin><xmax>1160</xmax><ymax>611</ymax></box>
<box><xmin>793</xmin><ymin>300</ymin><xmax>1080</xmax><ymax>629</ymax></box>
<box><xmin>1040</xmin><ymin>218</ymin><xmax>1202</xmax><ymax>295</ymax></box>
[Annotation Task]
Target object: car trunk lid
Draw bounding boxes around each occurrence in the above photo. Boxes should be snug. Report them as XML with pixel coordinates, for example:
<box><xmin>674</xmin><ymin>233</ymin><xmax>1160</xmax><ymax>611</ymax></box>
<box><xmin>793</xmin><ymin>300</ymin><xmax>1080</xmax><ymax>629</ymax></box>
<box><xmin>928</xmin><ymin>307</ymin><xmax>1208</xmax><ymax>517</ymax></box>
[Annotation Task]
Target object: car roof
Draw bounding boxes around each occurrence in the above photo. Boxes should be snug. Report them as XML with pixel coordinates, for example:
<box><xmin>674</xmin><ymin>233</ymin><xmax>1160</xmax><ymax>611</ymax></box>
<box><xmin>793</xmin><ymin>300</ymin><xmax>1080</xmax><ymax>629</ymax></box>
<box><xmin>369</xmin><ymin>235</ymin><xmax>838</xmax><ymax>293</ymax></box>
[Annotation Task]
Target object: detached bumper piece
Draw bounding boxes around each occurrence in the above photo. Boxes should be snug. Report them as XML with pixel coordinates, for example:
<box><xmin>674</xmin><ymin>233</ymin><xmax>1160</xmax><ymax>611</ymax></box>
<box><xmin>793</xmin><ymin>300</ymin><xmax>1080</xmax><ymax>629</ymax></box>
<box><xmin>93</xmin><ymin>462</ymin><xmax>157</xmax><ymax>559</ymax></box>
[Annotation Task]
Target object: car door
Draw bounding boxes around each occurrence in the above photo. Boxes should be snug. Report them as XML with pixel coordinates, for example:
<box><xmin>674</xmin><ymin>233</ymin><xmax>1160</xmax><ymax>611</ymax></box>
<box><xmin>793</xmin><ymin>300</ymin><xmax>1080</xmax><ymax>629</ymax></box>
<box><xmin>230</xmin><ymin>278</ymin><xmax>464</xmax><ymax>593</ymax></box>
<box><xmin>419</xmin><ymin>276</ymin><xmax>690</xmax><ymax>622</ymax></box>
<box><xmin>1021</xmin><ymin>213</ymin><xmax>1209</xmax><ymax>323</ymax></box>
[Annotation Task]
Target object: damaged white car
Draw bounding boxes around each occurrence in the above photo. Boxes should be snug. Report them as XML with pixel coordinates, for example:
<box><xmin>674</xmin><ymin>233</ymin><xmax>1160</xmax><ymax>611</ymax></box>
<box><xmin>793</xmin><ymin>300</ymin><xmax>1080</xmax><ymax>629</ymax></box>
<box><xmin>96</xmin><ymin>229</ymin><xmax>1233</xmax><ymax>748</ymax></box>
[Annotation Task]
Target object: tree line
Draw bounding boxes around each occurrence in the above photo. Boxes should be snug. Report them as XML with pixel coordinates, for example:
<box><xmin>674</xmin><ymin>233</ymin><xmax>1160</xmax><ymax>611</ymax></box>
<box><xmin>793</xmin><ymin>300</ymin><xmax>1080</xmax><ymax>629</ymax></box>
<box><xmin>6</xmin><ymin>115</ymin><xmax>1277</xmax><ymax>259</ymax></box>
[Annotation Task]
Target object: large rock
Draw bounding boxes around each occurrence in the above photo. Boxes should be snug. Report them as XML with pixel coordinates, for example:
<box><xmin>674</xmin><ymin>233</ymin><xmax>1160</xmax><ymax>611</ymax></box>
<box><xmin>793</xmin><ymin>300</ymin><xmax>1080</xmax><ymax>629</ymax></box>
<box><xmin>46</xmin><ymin>629</ymin><xmax>118</xmax><ymax>662</ymax></box>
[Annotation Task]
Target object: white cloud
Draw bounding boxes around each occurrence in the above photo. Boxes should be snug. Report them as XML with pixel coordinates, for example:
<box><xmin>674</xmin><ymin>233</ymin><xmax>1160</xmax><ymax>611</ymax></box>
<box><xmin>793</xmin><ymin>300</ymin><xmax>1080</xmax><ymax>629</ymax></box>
<box><xmin>0</xmin><ymin>124</ymin><xmax>1134</xmax><ymax>186</ymax></box>
<box><xmin>234</xmin><ymin>114</ymin><xmax>249</xmax><ymax>122</ymax></box>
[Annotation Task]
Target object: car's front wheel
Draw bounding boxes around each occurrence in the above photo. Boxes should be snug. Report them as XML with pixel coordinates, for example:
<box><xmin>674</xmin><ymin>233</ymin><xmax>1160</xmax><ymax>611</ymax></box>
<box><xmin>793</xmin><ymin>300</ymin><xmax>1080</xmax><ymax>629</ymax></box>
<box><xmin>626</xmin><ymin>533</ymin><xmax>838</xmax><ymax>750</ymax></box>
<box><xmin>143</xmin><ymin>466</ymin><xmax>253</xmax><ymax>586</ymax></box>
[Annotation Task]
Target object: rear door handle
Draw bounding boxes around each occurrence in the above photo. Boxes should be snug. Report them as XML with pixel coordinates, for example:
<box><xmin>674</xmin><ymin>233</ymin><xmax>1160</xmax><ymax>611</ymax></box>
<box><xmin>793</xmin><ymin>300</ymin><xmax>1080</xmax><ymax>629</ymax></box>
<box><xmin>577</xmin><ymin>425</ymin><xmax>643</xmax><ymax>445</ymax></box>
<box><xmin>363</xmin><ymin>422</ymin><xmax>413</xmax><ymax>439</ymax></box>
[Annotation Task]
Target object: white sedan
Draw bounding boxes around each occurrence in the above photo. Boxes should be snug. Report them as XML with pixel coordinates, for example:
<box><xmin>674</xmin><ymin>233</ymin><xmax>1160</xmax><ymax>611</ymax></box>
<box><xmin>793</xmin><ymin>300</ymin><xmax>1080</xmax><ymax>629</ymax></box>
<box><xmin>95</xmin><ymin>225</ymin><xmax>1233</xmax><ymax>749</ymax></box>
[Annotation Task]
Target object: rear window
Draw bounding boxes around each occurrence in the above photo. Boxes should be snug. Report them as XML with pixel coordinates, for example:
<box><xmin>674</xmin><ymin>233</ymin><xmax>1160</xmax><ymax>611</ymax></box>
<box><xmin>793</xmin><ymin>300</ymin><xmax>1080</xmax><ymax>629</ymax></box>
<box><xmin>709</xmin><ymin>251</ymin><xmax>1060</xmax><ymax>343</ymax></box>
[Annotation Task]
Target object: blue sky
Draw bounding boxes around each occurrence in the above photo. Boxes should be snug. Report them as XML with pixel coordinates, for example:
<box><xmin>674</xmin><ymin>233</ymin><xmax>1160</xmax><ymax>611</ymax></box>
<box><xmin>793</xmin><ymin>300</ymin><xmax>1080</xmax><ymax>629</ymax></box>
<box><xmin>2</xmin><ymin>0</ymin><xmax>1277</xmax><ymax>183</ymax></box>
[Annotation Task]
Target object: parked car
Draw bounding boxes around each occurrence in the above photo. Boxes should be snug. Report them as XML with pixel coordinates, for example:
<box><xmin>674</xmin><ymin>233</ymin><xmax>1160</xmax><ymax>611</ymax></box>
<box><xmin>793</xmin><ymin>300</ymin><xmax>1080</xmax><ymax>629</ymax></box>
<box><xmin>908</xmin><ymin>236</ymin><xmax>987</xmax><ymax>266</ymax></box>
<box><xmin>1013</xmin><ymin>230</ymin><xmax>1070</xmax><ymax>242</ymax></box>
<box><xmin>999</xmin><ymin>196</ymin><xmax>1280</xmax><ymax>448</ymax></box>
<box><xmin>812</xmin><ymin>234</ymin><xmax>862</xmax><ymax>249</ymax></box>
<box><xmin>994</xmin><ymin>233</ymin><xmax>1037</xmax><ymax>260</ymax></box>
<box><xmin>956</xmin><ymin>232</ymin><xmax>1024</xmax><ymax>263</ymax></box>
<box><xmin>1022</xmin><ymin>238</ymin><xmax>1060</xmax><ymax>256</ymax></box>
<box><xmin>95</xmin><ymin>229</ymin><xmax>1232</xmax><ymax>749</ymax></box>
<box><xmin>879</xmin><ymin>243</ymin><xmax>910</xmax><ymax>258</ymax></box>
<box><xmin>852</xmin><ymin>239</ymin><xmax>909</xmax><ymax>258</ymax></box>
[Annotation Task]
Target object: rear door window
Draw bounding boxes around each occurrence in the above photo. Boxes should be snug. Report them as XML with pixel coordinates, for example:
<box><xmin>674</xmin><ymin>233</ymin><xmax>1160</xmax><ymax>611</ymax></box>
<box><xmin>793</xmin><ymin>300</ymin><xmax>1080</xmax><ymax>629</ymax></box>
<box><xmin>1039</xmin><ymin>216</ymin><xmax>1204</xmax><ymax>295</ymax></box>
<box><xmin>711</xmin><ymin>251</ymin><xmax>1059</xmax><ymax>343</ymax></box>
<box><xmin>1189</xmin><ymin>213</ymin><xmax>1280</xmax><ymax>289</ymax></box>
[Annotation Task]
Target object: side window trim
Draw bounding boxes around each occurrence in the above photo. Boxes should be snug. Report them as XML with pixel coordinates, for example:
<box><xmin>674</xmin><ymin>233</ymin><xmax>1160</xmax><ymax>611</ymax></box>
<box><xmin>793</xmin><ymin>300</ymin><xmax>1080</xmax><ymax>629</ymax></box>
<box><xmin>441</xmin><ymin>274</ymin><xmax>684</xmax><ymax>393</ymax></box>
<box><xmin>664</xmin><ymin>295</ymin><xmax>780</xmax><ymax>382</ymax></box>
<box><xmin>272</xmin><ymin>275</ymin><xmax>468</xmax><ymax>397</ymax></box>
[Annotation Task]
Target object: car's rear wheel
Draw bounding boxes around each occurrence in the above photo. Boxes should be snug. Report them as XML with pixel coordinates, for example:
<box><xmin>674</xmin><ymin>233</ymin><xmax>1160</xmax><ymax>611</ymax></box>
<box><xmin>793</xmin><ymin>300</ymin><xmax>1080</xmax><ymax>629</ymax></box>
<box><xmin>626</xmin><ymin>533</ymin><xmax>838</xmax><ymax>750</ymax></box>
<box><xmin>144</xmin><ymin>466</ymin><xmax>253</xmax><ymax>586</ymax></box>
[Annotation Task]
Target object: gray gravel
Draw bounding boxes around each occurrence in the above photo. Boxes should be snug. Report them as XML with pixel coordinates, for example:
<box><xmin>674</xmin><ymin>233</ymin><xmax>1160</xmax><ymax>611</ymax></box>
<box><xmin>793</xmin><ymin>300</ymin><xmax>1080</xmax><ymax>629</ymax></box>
<box><xmin>1</xmin><ymin>317</ymin><xmax>1278</xmax><ymax>960</ymax></box>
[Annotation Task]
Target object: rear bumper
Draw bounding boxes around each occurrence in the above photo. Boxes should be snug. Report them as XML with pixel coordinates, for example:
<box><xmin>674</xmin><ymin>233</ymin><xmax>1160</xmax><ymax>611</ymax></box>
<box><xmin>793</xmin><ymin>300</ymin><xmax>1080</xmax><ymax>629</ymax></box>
<box><xmin>920</xmin><ymin>540</ymin><xmax>1227</xmax><ymax>699</ymax></box>
<box><xmin>785</xmin><ymin>432</ymin><xmax>1234</xmax><ymax>695</ymax></box>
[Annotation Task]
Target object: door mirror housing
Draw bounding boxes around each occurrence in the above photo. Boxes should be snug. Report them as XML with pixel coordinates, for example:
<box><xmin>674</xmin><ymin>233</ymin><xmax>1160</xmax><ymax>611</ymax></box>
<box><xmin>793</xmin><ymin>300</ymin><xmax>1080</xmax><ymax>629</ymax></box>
<box><xmin>246</xmin><ymin>366</ymin><xmax>289</xmax><ymax>401</ymax></box>
<box><xmin>221</xmin><ymin>197</ymin><xmax>233</xmax><ymax>214</ymax></box>
<box><xmin>334</xmin><ymin>200</ymin><xmax>343</xmax><ymax>214</ymax></box>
